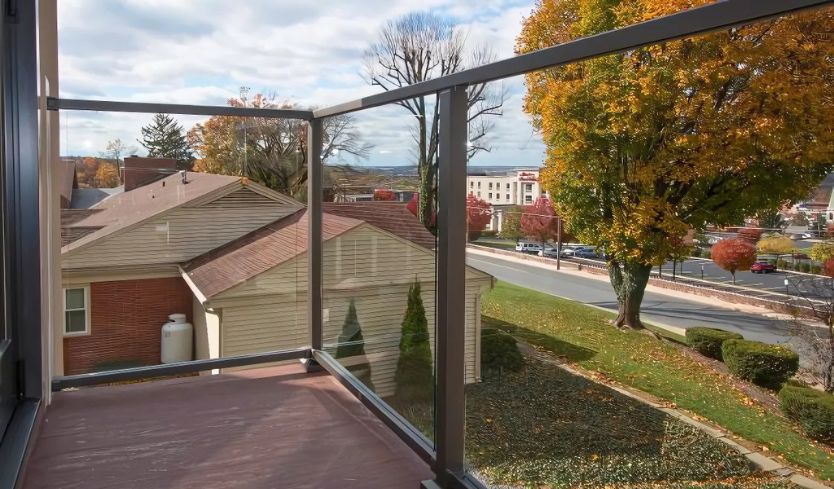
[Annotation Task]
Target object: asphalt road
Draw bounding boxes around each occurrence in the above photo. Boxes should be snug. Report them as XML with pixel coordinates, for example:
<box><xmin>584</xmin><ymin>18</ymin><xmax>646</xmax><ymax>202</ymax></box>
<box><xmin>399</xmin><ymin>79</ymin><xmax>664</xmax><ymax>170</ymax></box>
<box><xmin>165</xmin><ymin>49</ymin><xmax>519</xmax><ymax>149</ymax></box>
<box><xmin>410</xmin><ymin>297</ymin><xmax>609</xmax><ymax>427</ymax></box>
<box><xmin>467</xmin><ymin>251</ymin><xmax>794</xmax><ymax>347</ymax></box>
<box><xmin>655</xmin><ymin>258</ymin><xmax>830</xmax><ymax>299</ymax></box>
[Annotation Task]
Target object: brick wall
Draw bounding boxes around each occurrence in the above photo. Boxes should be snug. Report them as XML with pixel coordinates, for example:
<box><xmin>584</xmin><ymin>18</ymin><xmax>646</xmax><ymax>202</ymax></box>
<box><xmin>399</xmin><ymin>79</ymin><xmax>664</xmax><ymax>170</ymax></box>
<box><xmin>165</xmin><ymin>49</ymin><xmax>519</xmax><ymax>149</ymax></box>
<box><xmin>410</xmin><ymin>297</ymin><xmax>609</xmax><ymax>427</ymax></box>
<box><xmin>64</xmin><ymin>277</ymin><xmax>194</xmax><ymax>375</ymax></box>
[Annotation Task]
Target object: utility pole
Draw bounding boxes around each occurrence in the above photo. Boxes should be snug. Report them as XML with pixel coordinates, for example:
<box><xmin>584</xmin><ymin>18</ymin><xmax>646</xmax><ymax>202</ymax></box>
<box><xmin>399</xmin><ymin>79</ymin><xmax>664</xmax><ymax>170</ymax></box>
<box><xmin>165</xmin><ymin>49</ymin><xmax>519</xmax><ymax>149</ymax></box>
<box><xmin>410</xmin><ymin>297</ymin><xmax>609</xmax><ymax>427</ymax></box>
<box><xmin>240</xmin><ymin>86</ymin><xmax>250</xmax><ymax>177</ymax></box>
<box><xmin>556</xmin><ymin>216</ymin><xmax>562</xmax><ymax>271</ymax></box>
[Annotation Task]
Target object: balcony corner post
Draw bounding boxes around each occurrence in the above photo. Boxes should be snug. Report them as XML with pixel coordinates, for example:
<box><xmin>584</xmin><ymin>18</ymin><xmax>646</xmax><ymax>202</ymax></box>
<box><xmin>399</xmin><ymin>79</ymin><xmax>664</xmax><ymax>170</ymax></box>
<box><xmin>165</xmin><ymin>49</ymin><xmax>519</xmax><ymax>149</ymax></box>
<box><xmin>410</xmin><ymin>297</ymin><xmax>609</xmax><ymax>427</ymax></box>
<box><xmin>435</xmin><ymin>85</ymin><xmax>469</xmax><ymax>487</ymax></box>
<box><xmin>305</xmin><ymin>117</ymin><xmax>324</xmax><ymax>372</ymax></box>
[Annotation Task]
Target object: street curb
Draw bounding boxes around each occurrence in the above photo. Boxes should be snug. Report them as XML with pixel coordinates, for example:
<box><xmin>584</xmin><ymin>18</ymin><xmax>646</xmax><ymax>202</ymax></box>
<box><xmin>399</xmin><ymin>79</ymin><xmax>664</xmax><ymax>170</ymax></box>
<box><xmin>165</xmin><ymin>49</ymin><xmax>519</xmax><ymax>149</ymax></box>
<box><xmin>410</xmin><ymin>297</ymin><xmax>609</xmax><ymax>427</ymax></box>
<box><xmin>519</xmin><ymin>343</ymin><xmax>831</xmax><ymax>488</ymax></box>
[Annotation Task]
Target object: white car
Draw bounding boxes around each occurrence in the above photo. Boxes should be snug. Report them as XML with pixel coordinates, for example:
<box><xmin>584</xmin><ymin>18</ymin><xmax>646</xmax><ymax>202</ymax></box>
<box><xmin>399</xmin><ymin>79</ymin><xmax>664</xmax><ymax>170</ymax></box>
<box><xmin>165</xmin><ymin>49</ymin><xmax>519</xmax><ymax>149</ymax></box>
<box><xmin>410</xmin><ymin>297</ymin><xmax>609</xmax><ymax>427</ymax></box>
<box><xmin>515</xmin><ymin>243</ymin><xmax>542</xmax><ymax>254</ymax></box>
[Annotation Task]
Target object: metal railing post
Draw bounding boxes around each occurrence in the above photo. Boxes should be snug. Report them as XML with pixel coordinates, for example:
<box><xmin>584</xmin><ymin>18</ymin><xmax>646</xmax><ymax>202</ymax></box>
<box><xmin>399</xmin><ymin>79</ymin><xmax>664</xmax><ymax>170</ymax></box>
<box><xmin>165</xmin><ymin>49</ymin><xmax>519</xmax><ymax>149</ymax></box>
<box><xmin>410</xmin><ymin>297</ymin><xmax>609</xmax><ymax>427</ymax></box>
<box><xmin>307</xmin><ymin>118</ymin><xmax>323</xmax><ymax>358</ymax></box>
<box><xmin>433</xmin><ymin>85</ymin><xmax>469</xmax><ymax>486</ymax></box>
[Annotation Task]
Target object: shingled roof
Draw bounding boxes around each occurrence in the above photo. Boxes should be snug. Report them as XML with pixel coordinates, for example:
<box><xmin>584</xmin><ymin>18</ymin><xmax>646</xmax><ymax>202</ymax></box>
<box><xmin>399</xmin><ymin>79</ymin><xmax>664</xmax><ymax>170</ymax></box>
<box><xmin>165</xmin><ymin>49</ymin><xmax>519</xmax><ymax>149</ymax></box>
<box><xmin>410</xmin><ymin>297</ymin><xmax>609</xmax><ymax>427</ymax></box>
<box><xmin>322</xmin><ymin>202</ymin><xmax>435</xmax><ymax>250</ymax></box>
<box><xmin>183</xmin><ymin>209</ymin><xmax>364</xmax><ymax>299</ymax></box>
<box><xmin>62</xmin><ymin>172</ymin><xmax>255</xmax><ymax>252</ymax></box>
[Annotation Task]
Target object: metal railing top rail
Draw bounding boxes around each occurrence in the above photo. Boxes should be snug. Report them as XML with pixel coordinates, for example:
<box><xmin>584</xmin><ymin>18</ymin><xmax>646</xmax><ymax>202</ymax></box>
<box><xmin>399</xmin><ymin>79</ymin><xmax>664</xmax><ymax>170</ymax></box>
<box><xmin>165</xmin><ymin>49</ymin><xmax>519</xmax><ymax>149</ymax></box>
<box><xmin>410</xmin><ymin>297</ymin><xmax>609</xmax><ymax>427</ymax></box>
<box><xmin>46</xmin><ymin>97</ymin><xmax>314</xmax><ymax>120</ymax></box>
<box><xmin>312</xmin><ymin>0</ymin><xmax>832</xmax><ymax>118</ymax></box>
<box><xmin>51</xmin><ymin>347</ymin><xmax>311</xmax><ymax>391</ymax></box>
<box><xmin>44</xmin><ymin>1</ymin><xmax>832</xmax><ymax>121</ymax></box>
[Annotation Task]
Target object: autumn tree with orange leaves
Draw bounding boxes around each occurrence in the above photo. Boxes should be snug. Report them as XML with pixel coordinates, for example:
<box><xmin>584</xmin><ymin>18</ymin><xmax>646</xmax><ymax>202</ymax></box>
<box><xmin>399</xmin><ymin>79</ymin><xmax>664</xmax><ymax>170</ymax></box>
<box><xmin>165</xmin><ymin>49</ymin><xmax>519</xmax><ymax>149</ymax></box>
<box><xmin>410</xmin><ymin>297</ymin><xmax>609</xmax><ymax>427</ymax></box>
<box><xmin>187</xmin><ymin>93</ymin><xmax>370</xmax><ymax>199</ymax></box>
<box><xmin>518</xmin><ymin>0</ymin><xmax>834</xmax><ymax>329</ymax></box>
<box><xmin>712</xmin><ymin>238</ymin><xmax>757</xmax><ymax>284</ymax></box>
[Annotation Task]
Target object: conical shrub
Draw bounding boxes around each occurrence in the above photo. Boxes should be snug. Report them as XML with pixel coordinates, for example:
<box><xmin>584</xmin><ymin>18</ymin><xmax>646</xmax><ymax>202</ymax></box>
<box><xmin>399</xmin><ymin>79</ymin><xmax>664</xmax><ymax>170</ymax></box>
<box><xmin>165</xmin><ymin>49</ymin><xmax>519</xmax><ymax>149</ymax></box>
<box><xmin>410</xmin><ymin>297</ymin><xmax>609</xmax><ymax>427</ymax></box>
<box><xmin>335</xmin><ymin>299</ymin><xmax>373</xmax><ymax>390</ymax></box>
<box><xmin>394</xmin><ymin>281</ymin><xmax>433</xmax><ymax>403</ymax></box>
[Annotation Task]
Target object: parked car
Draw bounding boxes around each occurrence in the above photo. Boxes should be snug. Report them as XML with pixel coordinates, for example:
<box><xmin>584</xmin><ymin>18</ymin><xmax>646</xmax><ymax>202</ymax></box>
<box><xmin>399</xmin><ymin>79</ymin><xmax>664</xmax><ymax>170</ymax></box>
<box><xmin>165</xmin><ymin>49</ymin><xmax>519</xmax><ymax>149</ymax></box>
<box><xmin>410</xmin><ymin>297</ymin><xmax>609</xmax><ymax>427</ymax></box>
<box><xmin>750</xmin><ymin>261</ymin><xmax>776</xmax><ymax>274</ymax></box>
<box><xmin>515</xmin><ymin>242</ymin><xmax>543</xmax><ymax>254</ymax></box>
<box><xmin>538</xmin><ymin>246</ymin><xmax>560</xmax><ymax>258</ymax></box>
<box><xmin>561</xmin><ymin>246</ymin><xmax>592</xmax><ymax>257</ymax></box>
<box><xmin>575</xmin><ymin>248</ymin><xmax>602</xmax><ymax>259</ymax></box>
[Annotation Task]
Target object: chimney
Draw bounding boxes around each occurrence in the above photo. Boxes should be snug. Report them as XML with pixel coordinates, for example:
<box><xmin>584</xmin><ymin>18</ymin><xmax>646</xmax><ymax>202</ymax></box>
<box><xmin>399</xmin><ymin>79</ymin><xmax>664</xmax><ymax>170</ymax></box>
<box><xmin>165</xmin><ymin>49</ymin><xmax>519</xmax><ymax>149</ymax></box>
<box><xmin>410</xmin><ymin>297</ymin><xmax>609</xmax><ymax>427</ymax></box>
<box><xmin>123</xmin><ymin>157</ymin><xmax>177</xmax><ymax>191</ymax></box>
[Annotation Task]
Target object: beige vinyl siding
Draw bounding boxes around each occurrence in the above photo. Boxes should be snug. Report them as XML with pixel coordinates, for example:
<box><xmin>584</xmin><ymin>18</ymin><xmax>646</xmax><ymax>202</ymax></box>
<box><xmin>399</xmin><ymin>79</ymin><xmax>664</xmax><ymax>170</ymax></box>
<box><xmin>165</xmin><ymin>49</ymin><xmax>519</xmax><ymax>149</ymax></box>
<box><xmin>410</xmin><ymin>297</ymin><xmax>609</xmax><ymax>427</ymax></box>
<box><xmin>221</xmin><ymin>297</ymin><xmax>309</xmax><ymax>356</ymax></box>
<box><xmin>63</xmin><ymin>189</ymin><xmax>300</xmax><ymax>269</ymax></box>
<box><xmin>213</xmin><ymin>224</ymin><xmax>491</xmax><ymax>397</ymax></box>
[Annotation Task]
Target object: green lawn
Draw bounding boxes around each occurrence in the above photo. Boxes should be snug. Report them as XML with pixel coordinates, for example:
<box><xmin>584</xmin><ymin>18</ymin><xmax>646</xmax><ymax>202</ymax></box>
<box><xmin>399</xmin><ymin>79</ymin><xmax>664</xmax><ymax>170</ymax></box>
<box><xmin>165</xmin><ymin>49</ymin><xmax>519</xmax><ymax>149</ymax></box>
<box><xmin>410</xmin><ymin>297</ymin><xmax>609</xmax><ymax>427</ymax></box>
<box><xmin>472</xmin><ymin>237</ymin><xmax>517</xmax><ymax>250</ymax></box>
<box><xmin>481</xmin><ymin>281</ymin><xmax>834</xmax><ymax>480</ymax></box>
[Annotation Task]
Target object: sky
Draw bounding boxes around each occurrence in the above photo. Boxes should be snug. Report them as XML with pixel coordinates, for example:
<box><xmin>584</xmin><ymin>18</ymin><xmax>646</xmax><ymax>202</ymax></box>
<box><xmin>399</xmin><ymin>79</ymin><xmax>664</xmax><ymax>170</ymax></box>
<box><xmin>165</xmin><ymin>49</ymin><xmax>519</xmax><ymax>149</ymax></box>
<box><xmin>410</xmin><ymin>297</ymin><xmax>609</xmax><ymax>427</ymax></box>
<box><xmin>57</xmin><ymin>0</ymin><xmax>546</xmax><ymax>167</ymax></box>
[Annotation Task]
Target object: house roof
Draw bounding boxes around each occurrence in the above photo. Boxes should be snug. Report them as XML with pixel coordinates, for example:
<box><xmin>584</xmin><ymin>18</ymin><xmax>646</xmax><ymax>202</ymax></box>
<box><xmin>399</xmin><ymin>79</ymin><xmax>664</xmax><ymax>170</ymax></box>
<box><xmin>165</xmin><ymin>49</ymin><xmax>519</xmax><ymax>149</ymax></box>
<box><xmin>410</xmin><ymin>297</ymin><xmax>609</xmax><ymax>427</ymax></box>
<box><xmin>183</xmin><ymin>209</ymin><xmax>363</xmax><ymax>299</ymax></box>
<box><xmin>61</xmin><ymin>172</ymin><xmax>244</xmax><ymax>252</ymax></box>
<box><xmin>69</xmin><ymin>186</ymin><xmax>124</xmax><ymax>209</ymax></box>
<box><xmin>61</xmin><ymin>209</ymin><xmax>105</xmax><ymax>246</ymax></box>
<box><xmin>322</xmin><ymin>202</ymin><xmax>435</xmax><ymax>250</ymax></box>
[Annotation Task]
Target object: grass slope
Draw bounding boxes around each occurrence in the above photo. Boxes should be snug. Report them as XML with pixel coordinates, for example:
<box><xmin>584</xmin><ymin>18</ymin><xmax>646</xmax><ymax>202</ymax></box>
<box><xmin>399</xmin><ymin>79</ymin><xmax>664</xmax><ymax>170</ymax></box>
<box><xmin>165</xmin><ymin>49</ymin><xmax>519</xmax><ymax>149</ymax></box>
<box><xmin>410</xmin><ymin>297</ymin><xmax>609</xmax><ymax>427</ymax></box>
<box><xmin>481</xmin><ymin>281</ymin><xmax>834</xmax><ymax>480</ymax></box>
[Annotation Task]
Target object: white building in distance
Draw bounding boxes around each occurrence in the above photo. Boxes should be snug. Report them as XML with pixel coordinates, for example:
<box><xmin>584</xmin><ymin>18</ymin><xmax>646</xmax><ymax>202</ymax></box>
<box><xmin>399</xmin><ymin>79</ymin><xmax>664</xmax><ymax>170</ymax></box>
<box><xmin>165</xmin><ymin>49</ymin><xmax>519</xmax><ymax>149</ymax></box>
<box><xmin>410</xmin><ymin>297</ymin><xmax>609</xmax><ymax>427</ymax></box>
<box><xmin>467</xmin><ymin>169</ymin><xmax>547</xmax><ymax>206</ymax></box>
<box><xmin>467</xmin><ymin>169</ymin><xmax>549</xmax><ymax>231</ymax></box>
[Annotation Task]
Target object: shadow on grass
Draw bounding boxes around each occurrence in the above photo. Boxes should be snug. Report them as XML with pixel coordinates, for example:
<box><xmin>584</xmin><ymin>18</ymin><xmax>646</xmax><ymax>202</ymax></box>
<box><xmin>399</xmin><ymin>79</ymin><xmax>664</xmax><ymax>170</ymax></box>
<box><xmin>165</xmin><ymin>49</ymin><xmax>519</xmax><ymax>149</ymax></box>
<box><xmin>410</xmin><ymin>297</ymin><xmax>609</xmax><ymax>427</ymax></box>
<box><xmin>467</xmin><ymin>319</ymin><xmax>755</xmax><ymax>487</ymax></box>
<box><xmin>482</xmin><ymin>315</ymin><xmax>597</xmax><ymax>362</ymax></box>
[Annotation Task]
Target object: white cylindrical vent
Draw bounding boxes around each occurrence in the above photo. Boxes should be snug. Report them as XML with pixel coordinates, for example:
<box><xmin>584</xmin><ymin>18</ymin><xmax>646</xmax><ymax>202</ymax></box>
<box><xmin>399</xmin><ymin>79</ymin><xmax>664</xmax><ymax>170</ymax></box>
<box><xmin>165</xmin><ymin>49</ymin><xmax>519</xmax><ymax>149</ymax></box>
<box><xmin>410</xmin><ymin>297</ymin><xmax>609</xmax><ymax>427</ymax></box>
<box><xmin>161</xmin><ymin>313</ymin><xmax>193</xmax><ymax>364</ymax></box>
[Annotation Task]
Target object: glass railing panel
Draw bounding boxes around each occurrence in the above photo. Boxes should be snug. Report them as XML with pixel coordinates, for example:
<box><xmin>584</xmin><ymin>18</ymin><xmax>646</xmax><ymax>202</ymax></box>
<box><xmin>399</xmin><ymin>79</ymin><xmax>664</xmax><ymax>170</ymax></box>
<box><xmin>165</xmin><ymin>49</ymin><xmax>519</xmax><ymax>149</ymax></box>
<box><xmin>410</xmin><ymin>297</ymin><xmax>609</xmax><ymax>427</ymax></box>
<box><xmin>57</xmin><ymin>106</ymin><xmax>308</xmax><ymax>378</ymax></box>
<box><xmin>464</xmin><ymin>6</ymin><xmax>834</xmax><ymax>486</ymax></box>
<box><xmin>320</xmin><ymin>99</ymin><xmax>439</xmax><ymax>444</ymax></box>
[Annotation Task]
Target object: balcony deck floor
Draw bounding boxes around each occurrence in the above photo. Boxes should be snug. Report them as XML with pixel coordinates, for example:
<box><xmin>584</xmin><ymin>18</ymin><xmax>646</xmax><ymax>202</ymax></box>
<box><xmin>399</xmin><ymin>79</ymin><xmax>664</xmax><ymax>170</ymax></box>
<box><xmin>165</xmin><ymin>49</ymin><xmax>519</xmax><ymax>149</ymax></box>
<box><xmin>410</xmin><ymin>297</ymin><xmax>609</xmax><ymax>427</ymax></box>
<box><xmin>22</xmin><ymin>364</ymin><xmax>432</xmax><ymax>489</ymax></box>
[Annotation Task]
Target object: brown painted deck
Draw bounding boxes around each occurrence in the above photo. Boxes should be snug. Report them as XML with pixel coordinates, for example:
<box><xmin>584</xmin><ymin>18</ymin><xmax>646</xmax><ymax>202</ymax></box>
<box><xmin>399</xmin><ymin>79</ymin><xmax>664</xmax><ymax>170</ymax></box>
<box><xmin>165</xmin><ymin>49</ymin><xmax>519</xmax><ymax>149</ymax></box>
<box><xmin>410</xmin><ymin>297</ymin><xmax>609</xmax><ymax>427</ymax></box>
<box><xmin>23</xmin><ymin>364</ymin><xmax>432</xmax><ymax>489</ymax></box>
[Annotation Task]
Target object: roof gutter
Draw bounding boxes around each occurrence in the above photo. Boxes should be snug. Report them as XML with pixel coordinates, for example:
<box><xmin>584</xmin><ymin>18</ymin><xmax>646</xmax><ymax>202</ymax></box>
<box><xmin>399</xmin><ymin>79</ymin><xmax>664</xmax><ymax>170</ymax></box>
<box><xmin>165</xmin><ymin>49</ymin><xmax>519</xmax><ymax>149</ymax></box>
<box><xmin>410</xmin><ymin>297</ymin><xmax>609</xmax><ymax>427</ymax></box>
<box><xmin>178</xmin><ymin>265</ymin><xmax>212</xmax><ymax>309</ymax></box>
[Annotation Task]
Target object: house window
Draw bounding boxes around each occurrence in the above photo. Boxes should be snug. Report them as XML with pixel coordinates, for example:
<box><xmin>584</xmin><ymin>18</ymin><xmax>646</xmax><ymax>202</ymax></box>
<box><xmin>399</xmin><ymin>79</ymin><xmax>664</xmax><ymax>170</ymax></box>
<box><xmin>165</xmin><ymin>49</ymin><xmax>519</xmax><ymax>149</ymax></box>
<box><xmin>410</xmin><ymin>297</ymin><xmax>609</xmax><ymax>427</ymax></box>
<box><xmin>506</xmin><ymin>183</ymin><xmax>510</xmax><ymax>190</ymax></box>
<box><xmin>506</xmin><ymin>193</ymin><xmax>510</xmax><ymax>201</ymax></box>
<box><xmin>488</xmin><ymin>182</ymin><xmax>493</xmax><ymax>190</ymax></box>
<box><xmin>470</xmin><ymin>181</ymin><xmax>474</xmax><ymax>188</ymax></box>
<box><xmin>488</xmin><ymin>192</ymin><xmax>493</xmax><ymax>199</ymax></box>
<box><xmin>477</xmin><ymin>191</ymin><xmax>481</xmax><ymax>197</ymax></box>
<box><xmin>64</xmin><ymin>287</ymin><xmax>90</xmax><ymax>336</ymax></box>
<box><xmin>525</xmin><ymin>183</ymin><xmax>533</xmax><ymax>192</ymax></box>
<box><xmin>525</xmin><ymin>195</ymin><xmax>533</xmax><ymax>204</ymax></box>
<box><xmin>477</xmin><ymin>182</ymin><xmax>481</xmax><ymax>188</ymax></box>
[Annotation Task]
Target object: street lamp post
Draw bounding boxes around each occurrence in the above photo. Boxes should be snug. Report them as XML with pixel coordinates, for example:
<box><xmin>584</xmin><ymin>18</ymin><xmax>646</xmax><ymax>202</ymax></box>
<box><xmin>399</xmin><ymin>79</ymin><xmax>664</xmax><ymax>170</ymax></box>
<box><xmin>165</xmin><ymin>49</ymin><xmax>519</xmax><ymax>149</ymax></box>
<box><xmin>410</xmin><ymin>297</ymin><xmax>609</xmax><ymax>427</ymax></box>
<box><xmin>556</xmin><ymin>216</ymin><xmax>562</xmax><ymax>271</ymax></box>
<box><xmin>701</xmin><ymin>264</ymin><xmax>704</xmax><ymax>280</ymax></box>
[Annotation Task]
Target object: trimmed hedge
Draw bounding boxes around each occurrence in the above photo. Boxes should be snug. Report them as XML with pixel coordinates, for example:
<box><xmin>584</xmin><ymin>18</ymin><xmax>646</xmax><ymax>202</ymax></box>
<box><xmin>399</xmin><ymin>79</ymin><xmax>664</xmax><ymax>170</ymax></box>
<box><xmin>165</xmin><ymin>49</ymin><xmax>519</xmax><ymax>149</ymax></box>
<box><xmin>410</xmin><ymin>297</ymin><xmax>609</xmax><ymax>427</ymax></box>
<box><xmin>685</xmin><ymin>327</ymin><xmax>743</xmax><ymax>361</ymax></box>
<box><xmin>779</xmin><ymin>384</ymin><xmax>834</xmax><ymax>442</ymax></box>
<box><xmin>722</xmin><ymin>340</ymin><xmax>799</xmax><ymax>389</ymax></box>
<box><xmin>481</xmin><ymin>329</ymin><xmax>524</xmax><ymax>374</ymax></box>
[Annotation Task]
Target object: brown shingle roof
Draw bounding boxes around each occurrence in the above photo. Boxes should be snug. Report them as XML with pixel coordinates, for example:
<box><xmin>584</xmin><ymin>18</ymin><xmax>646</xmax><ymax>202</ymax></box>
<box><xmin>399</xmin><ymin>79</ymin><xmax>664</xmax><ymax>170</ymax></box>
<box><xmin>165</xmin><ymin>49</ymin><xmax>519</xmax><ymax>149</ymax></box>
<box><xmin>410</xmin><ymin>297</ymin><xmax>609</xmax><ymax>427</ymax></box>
<box><xmin>61</xmin><ymin>209</ymin><xmax>105</xmax><ymax>246</ymax></box>
<box><xmin>62</xmin><ymin>172</ymin><xmax>242</xmax><ymax>251</ymax></box>
<box><xmin>183</xmin><ymin>209</ymin><xmax>363</xmax><ymax>299</ymax></box>
<box><xmin>322</xmin><ymin>202</ymin><xmax>435</xmax><ymax>250</ymax></box>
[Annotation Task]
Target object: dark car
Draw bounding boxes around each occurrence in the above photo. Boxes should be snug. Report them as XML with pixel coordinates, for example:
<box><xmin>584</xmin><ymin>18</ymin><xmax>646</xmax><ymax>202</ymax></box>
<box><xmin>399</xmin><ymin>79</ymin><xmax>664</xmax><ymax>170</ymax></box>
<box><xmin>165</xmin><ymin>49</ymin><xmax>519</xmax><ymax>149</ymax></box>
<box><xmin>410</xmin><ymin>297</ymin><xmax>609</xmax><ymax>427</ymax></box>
<box><xmin>574</xmin><ymin>248</ymin><xmax>601</xmax><ymax>259</ymax></box>
<box><xmin>750</xmin><ymin>261</ymin><xmax>776</xmax><ymax>274</ymax></box>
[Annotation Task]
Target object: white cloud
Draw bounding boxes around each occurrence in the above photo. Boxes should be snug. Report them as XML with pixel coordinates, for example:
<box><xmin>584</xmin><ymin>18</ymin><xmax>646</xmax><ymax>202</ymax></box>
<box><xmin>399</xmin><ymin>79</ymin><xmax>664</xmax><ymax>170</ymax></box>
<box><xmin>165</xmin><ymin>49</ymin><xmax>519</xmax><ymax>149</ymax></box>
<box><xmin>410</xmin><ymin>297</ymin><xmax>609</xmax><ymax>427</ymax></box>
<box><xmin>58</xmin><ymin>0</ymin><xmax>545</xmax><ymax>166</ymax></box>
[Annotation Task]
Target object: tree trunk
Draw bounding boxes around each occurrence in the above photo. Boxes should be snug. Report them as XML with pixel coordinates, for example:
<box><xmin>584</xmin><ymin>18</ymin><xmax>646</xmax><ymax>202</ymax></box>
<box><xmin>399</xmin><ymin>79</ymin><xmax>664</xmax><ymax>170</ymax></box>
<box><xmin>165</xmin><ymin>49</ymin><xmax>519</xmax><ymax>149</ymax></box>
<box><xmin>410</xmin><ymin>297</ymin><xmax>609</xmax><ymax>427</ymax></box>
<box><xmin>609</xmin><ymin>260</ymin><xmax>652</xmax><ymax>330</ymax></box>
<box><xmin>418</xmin><ymin>172</ymin><xmax>436</xmax><ymax>235</ymax></box>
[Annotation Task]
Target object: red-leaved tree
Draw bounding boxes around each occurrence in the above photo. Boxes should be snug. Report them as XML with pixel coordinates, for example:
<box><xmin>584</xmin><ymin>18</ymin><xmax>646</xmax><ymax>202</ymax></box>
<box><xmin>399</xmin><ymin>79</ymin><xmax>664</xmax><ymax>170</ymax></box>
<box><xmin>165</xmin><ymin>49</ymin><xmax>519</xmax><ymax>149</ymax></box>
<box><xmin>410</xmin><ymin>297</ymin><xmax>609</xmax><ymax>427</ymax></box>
<box><xmin>521</xmin><ymin>197</ymin><xmax>560</xmax><ymax>248</ymax></box>
<box><xmin>467</xmin><ymin>194</ymin><xmax>492</xmax><ymax>241</ymax></box>
<box><xmin>407</xmin><ymin>193</ymin><xmax>436</xmax><ymax>227</ymax></box>
<box><xmin>374</xmin><ymin>189</ymin><xmax>396</xmax><ymax>201</ymax></box>
<box><xmin>712</xmin><ymin>238</ymin><xmax>757</xmax><ymax>284</ymax></box>
<box><xmin>824</xmin><ymin>257</ymin><xmax>834</xmax><ymax>278</ymax></box>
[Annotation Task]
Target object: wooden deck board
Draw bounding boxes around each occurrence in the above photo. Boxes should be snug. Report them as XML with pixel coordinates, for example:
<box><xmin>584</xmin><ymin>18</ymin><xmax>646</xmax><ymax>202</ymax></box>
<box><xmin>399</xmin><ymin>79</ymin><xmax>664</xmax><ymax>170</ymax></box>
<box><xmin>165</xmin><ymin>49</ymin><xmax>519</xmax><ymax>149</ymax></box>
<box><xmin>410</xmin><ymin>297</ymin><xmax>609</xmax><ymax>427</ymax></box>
<box><xmin>23</xmin><ymin>364</ymin><xmax>431</xmax><ymax>489</ymax></box>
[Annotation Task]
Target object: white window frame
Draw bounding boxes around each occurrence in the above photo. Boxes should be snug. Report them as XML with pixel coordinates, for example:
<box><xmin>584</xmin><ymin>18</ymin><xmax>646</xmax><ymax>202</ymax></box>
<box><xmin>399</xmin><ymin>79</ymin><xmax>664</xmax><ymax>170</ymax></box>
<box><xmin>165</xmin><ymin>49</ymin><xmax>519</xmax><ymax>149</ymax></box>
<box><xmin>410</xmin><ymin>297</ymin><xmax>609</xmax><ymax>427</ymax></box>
<box><xmin>63</xmin><ymin>286</ymin><xmax>91</xmax><ymax>337</ymax></box>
